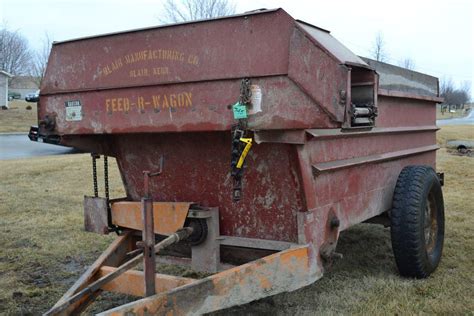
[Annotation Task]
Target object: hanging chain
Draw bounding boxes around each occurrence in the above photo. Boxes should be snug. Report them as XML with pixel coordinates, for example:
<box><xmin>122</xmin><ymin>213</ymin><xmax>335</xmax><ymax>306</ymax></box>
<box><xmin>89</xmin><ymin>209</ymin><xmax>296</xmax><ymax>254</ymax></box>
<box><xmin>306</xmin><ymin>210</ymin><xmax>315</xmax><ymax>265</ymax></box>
<box><xmin>91</xmin><ymin>153</ymin><xmax>99</xmax><ymax>197</ymax></box>
<box><xmin>92</xmin><ymin>153</ymin><xmax>116</xmax><ymax>231</ymax></box>
<box><xmin>104</xmin><ymin>156</ymin><xmax>110</xmax><ymax>201</ymax></box>
<box><xmin>239</xmin><ymin>78</ymin><xmax>252</xmax><ymax>107</ymax></box>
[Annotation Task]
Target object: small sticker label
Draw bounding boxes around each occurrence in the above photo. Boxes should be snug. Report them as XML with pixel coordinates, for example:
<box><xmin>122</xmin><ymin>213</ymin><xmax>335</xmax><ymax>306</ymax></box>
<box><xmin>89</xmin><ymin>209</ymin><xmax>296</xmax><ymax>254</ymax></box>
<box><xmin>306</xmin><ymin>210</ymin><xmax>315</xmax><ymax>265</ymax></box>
<box><xmin>249</xmin><ymin>85</ymin><xmax>262</xmax><ymax>115</ymax></box>
<box><xmin>232</xmin><ymin>102</ymin><xmax>248</xmax><ymax>119</ymax></box>
<box><xmin>65</xmin><ymin>100</ymin><xmax>82</xmax><ymax>121</ymax></box>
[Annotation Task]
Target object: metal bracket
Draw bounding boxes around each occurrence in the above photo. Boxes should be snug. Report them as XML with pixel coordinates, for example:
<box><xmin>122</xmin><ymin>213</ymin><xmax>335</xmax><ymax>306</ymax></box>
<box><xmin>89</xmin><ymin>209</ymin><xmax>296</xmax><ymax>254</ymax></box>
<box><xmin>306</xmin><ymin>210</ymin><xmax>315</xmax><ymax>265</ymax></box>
<box><xmin>190</xmin><ymin>208</ymin><xmax>220</xmax><ymax>273</ymax></box>
<box><xmin>437</xmin><ymin>172</ymin><xmax>444</xmax><ymax>186</ymax></box>
<box><xmin>320</xmin><ymin>211</ymin><xmax>342</xmax><ymax>264</ymax></box>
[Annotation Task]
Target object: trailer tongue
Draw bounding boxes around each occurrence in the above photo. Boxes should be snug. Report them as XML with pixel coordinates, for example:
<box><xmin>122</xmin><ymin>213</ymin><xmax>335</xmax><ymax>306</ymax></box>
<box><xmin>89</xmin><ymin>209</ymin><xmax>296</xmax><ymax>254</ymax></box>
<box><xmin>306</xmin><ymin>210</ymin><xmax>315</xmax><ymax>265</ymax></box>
<box><xmin>34</xmin><ymin>8</ymin><xmax>445</xmax><ymax>315</ymax></box>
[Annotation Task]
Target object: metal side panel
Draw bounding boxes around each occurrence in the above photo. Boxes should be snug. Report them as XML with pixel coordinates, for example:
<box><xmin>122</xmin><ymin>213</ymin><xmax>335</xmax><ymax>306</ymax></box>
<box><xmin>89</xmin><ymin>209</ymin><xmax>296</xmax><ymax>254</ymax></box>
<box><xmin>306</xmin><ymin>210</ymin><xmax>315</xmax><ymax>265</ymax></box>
<box><xmin>41</xmin><ymin>9</ymin><xmax>294</xmax><ymax>94</ymax></box>
<box><xmin>288</xmin><ymin>26</ymin><xmax>348</xmax><ymax>122</ymax></box>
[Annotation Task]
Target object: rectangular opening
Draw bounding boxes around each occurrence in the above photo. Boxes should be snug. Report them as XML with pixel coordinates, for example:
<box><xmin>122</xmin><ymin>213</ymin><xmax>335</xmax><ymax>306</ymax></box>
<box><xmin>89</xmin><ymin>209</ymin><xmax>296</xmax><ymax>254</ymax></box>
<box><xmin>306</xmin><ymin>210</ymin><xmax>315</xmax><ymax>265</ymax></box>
<box><xmin>345</xmin><ymin>67</ymin><xmax>378</xmax><ymax>128</ymax></box>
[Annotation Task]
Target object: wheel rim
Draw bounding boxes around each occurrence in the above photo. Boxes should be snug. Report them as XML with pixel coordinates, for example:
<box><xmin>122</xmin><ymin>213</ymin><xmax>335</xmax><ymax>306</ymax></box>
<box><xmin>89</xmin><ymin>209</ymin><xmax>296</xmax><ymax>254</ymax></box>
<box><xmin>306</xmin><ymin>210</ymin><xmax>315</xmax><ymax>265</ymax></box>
<box><xmin>424</xmin><ymin>191</ymin><xmax>438</xmax><ymax>254</ymax></box>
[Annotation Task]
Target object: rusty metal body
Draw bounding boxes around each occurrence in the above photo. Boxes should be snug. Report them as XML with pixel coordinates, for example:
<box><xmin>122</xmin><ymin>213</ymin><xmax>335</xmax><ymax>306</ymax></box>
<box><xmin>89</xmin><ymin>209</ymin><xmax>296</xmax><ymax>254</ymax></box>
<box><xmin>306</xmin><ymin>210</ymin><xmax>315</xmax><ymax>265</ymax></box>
<box><xmin>36</xmin><ymin>9</ymin><xmax>443</xmax><ymax>314</ymax></box>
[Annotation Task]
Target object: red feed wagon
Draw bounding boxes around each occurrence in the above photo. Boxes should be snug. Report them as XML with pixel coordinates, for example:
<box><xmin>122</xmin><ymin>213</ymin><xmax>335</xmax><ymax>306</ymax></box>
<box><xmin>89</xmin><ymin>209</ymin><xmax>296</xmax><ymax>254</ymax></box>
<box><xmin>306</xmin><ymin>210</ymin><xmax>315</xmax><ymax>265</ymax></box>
<box><xmin>31</xmin><ymin>8</ymin><xmax>445</xmax><ymax>315</ymax></box>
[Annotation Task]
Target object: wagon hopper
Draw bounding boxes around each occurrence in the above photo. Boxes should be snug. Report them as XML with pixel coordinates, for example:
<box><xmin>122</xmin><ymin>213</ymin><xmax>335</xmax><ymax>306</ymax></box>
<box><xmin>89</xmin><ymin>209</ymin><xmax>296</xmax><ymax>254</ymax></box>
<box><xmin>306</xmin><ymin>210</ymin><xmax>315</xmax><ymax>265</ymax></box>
<box><xmin>31</xmin><ymin>8</ymin><xmax>445</xmax><ymax>315</ymax></box>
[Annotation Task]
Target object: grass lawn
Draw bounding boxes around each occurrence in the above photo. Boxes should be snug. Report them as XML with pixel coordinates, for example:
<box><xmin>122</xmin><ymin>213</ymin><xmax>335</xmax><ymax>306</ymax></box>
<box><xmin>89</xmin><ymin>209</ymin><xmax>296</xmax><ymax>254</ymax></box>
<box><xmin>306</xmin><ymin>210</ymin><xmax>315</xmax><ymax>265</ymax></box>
<box><xmin>0</xmin><ymin>126</ymin><xmax>473</xmax><ymax>314</ymax></box>
<box><xmin>0</xmin><ymin>100</ymin><xmax>37</xmax><ymax>133</ymax></box>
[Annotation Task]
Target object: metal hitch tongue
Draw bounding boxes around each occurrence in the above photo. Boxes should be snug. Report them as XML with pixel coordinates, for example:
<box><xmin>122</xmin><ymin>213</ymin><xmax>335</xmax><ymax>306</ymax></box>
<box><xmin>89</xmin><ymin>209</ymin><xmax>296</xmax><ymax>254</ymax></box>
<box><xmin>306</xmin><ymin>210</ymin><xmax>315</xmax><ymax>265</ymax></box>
<box><xmin>44</xmin><ymin>227</ymin><xmax>193</xmax><ymax>316</ymax></box>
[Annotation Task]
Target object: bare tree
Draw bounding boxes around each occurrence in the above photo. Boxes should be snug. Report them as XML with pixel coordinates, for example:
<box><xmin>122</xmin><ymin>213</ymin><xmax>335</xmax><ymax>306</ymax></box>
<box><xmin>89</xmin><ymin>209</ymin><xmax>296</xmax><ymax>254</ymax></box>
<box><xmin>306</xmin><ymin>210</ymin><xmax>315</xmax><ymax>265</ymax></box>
<box><xmin>31</xmin><ymin>33</ymin><xmax>52</xmax><ymax>87</ymax></box>
<box><xmin>440</xmin><ymin>77</ymin><xmax>454</xmax><ymax>97</ymax></box>
<box><xmin>440</xmin><ymin>77</ymin><xmax>470</xmax><ymax>109</ymax></box>
<box><xmin>398</xmin><ymin>57</ymin><xmax>415</xmax><ymax>70</ymax></box>
<box><xmin>371</xmin><ymin>32</ymin><xmax>388</xmax><ymax>62</ymax></box>
<box><xmin>159</xmin><ymin>0</ymin><xmax>236</xmax><ymax>24</ymax></box>
<box><xmin>461</xmin><ymin>80</ymin><xmax>471</xmax><ymax>103</ymax></box>
<box><xmin>0</xmin><ymin>24</ymin><xmax>32</xmax><ymax>75</ymax></box>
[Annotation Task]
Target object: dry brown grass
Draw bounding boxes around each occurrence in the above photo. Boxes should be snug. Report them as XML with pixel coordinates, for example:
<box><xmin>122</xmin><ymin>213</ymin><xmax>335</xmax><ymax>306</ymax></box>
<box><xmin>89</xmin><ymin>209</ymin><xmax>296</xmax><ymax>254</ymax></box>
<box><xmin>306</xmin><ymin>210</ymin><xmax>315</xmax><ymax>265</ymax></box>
<box><xmin>436</xmin><ymin>124</ymin><xmax>474</xmax><ymax>147</ymax></box>
<box><xmin>0</xmin><ymin>154</ymin><xmax>124</xmax><ymax>314</ymax></box>
<box><xmin>0</xmin><ymin>100</ymin><xmax>38</xmax><ymax>133</ymax></box>
<box><xmin>0</xmin><ymin>125</ymin><xmax>473</xmax><ymax>314</ymax></box>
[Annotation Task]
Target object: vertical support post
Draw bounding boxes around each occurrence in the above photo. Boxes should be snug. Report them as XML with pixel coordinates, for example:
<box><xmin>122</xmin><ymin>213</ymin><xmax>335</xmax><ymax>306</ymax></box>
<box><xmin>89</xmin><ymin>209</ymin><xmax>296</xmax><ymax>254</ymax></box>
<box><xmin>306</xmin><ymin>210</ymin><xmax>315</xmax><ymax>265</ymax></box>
<box><xmin>140</xmin><ymin>158</ymin><xmax>163</xmax><ymax>297</ymax></box>
<box><xmin>104</xmin><ymin>155</ymin><xmax>113</xmax><ymax>228</ymax></box>
<box><xmin>142</xmin><ymin>171</ymin><xmax>156</xmax><ymax>297</ymax></box>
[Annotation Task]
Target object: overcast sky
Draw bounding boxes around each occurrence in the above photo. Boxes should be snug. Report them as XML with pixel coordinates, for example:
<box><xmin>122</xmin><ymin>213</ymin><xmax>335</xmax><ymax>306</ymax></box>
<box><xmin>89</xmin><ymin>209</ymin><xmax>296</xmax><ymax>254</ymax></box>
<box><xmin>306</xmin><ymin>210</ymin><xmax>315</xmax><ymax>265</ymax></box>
<box><xmin>1</xmin><ymin>0</ymin><xmax>473</xmax><ymax>97</ymax></box>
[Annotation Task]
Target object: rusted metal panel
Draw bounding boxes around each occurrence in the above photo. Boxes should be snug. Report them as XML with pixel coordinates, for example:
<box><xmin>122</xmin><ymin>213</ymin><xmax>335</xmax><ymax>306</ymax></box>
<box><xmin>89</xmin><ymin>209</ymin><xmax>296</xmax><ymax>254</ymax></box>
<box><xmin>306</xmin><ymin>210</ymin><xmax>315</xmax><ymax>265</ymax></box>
<box><xmin>306</xmin><ymin>125</ymin><xmax>439</xmax><ymax>139</ymax></box>
<box><xmin>38</xmin><ymin>8</ymin><xmax>357</xmax><ymax>137</ymax></box>
<box><xmin>295</xmin><ymin>121</ymin><xmax>439</xmax><ymax>220</ymax></box>
<box><xmin>112</xmin><ymin>133</ymin><xmax>304</xmax><ymax>243</ymax></box>
<box><xmin>376</xmin><ymin>96</ymin><xmax>437</xmax><ymax>127</ymax></box>
<box><xmin>288</xmin><ymin>26</ymin><xmax>348</xmax><ymax>122</ymax></box>
<box><xmin>41</xmin><ymin>76</ymin><xmax>337</xmax><ymax>136</ymax></box>
<box><xmin>302</xmin><ymin>153</ymin><xmax>436</xmax><ymax>246</ymax></box>
<box><xmin>312</xmin><ymin>145</ymin><xmax>438</xmax><ymax>174</ymax></box>
<box><xmin>111</xmin><ymin>201</ymin><xmax>191</xmax><ymax>235</ymax></box>
<box><xmin>97</xmin><ymin>266</ymin><xmax>194</xmax><ymax>297</ymax></box>
<box><xmin>307</xmin><ymin>130</ymin><xmax>436</xmax><ymax>165</ymax></box>
<box><xmin>254</xmin><ymin>129</ymin><xmax>306</xmax><ymax>144</ymax></box>
<box><xmin>41</xmin><ymin>9</ymin><xmax>293</xmax><ymax>94</ymax></box>
<box><xmin>310</xmin><ymin>153</ymin><xmax>436</xmax><ymax>210</ymax></box>
<box><xmin>98</xmin><ymin>245</ymin><xmax>321</xmax><ymax>316</ymax></box>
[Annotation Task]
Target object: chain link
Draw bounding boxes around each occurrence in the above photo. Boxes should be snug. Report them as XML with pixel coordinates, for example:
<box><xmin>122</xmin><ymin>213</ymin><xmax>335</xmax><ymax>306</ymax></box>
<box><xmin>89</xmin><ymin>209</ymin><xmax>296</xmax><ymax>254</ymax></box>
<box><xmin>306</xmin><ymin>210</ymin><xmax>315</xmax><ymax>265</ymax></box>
<box><xmin>92</xmin><ymin>153</ymin><xmax>115</xmax><ymax>231</ymax></box>
<box><xmin>239</xmin><ymin>78</ymin><xmax>252</xmax><ymax>105</ymax></box>
<box><xmin>92</xmin><ymin>153</ymin><xmax>99</xmax><ymax>197</ymax></box>
<box><xmin>104</xmin><ymin>156</ymin><xmax>109</xmax><ymax>201</ymax></box>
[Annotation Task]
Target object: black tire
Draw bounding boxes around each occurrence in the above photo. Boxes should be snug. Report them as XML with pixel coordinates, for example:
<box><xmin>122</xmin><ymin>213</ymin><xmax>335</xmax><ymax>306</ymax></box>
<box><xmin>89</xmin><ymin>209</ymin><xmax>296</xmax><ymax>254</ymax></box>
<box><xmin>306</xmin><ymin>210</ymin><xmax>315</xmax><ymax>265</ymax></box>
<box><xmin>390</xmin><ymin>165</ymin><xmax>445</xmax><ymax>278</ymax></box>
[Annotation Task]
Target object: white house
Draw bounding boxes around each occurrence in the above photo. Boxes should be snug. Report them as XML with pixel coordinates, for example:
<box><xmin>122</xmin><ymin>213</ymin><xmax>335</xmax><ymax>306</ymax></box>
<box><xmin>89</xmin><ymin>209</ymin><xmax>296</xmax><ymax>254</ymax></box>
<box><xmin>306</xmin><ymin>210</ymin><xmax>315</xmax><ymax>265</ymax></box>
<box><xmin>0</xmin><ymin>70</ymin><xmax>14</xmax><ymax>109</ymax></box>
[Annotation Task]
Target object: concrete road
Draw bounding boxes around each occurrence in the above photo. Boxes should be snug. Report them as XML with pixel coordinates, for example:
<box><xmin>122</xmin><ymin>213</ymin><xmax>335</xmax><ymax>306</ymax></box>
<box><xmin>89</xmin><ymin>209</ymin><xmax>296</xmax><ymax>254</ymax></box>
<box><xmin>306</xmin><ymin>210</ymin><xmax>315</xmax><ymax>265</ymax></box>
<box><xmin>0</xmin><ymin>134</ymin><xmax>77</xmax><ymax>160</ymax></box>
<box><xmin>437</xmin><ymin>110</ymin><xmax>474</xmax><ymax>126</ymax></box>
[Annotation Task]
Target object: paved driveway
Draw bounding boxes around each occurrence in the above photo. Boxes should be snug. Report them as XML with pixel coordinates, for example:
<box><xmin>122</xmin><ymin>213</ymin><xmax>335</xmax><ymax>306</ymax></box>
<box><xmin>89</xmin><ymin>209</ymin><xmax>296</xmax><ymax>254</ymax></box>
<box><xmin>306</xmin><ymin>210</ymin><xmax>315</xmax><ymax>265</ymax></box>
<box><xmin>0</xmin><ymin>134</ymin><xmax>77</xmax><ymax>160</ymax></box>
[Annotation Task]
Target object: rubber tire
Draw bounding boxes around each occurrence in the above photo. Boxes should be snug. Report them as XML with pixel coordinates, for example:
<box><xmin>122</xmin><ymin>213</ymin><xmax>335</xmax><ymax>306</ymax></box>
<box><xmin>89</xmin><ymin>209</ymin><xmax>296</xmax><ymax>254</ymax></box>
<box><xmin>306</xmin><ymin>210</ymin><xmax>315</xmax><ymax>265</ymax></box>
<box><xmin>391</xmin><ymin>165</ymin><xmax>445</xmax><ymax>278</ymax></box>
